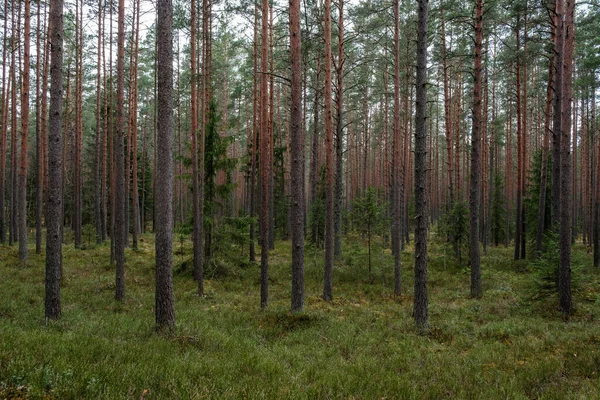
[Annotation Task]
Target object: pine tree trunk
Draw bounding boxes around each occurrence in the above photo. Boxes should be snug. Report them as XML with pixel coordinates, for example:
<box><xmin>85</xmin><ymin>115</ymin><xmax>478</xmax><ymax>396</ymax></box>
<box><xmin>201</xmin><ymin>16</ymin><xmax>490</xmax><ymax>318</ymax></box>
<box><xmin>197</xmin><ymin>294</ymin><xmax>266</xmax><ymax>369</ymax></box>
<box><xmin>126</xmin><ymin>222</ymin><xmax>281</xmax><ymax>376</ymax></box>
<box><xmin>0</xmin><ymin>0</ymin><xmax>8</xmax><ymax>244</ymax></box>
<box><xmin>392</xmin><ymin>0</ymin><xmax>402</xmax><ymax>296</ymax></box>
<box><xmin>309</xmin><ymin>56</ymin><xmax>320</xmax><ymax>245</ymax></box>
<box><xmin>558</xmin><ymin>0</ymin><xmax>574</xmax><ymax>314</ymax></box>
<box><xmin>155</xmin><ymin>0</ymin><xmax>176</xmax><ymax>334</ymax></box>
<box><xmin>18</xmin><ymin>0</ymin><xmax>31</xmax><ymax>261</ymax></box>
<box><xmin>131</xmin><ymin>0</ymin><xmax>140</xmax><ymax>250</ymax></box>
<box><xmin>35</xmin><ymin>0</ymin><xmax>44</xmax><ymax>254</ymax></box>
<box><xmin>536</xmin><ymin>60</ymin><xmax>554</xmax><ymax>256</ymax></box>
<box><xmin>289</xmin><ymin>0</ymin><xmax>304</xmax><ymax>312</ymax></box>
<box><xmin>191</xmin><ymin>0</ymin><xmax>203</xmax><ymax>293</ymax></box>
<box><xmin>95</xmin><ymin>0</ymin><xmax>103</xmax><ymax>244</ymax></box>
<box><xmin>414</xmin><ymin>0</ymin><xmax>429</xmax><ymax>330</ymax></box>
<box><xmin>115</xmin><ymin>0</ymin><xmax>126</xmax><ymax>301</ymax></box>
<box><xmin>260</xmin><ymin>0</ymin><xmax>270</xmax><ymax>308</ymax></box>
<box><xmin>469</xmin><ymin>0</ymin><xmax>484</xmax><ymax>298</ymax></box>
<box><xmin>333</xmin><ymin>0</ymin><xmax>344</xmax><ymax>260</ymax></box>
<box><xmin>322</xmin><ymin>0</ymin><xmax>334</xmax><ymax>302</ymax></box>
<box><xmin>46</xmin><ymin>0</ymin><xmax>64</xmax><ymax>320</ymax></box>
<box><xmin>9</xmin><ymin>0</ymin><xmax>18</xmax><ymax>246</ymax></box>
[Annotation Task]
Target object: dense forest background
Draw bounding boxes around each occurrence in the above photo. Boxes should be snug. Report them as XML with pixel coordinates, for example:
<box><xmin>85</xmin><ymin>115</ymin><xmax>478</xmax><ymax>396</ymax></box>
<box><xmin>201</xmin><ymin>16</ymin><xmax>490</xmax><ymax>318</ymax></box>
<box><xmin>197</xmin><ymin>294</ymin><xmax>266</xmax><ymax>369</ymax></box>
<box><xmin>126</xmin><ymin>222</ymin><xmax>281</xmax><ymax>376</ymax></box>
<box><xmin>1</xmin><ymin>0</ymin><xmax>600</xmax><ymax>397</ymax></box>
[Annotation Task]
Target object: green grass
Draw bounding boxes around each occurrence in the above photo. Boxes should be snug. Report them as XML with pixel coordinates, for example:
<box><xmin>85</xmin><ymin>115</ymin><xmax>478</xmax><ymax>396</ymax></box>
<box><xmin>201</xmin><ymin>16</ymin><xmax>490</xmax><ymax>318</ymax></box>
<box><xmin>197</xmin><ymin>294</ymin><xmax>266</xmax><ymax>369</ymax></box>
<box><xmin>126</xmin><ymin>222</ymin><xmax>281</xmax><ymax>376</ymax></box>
<box><xmin>1</xmin><ymin>233</ymin><xmax>600</xmax><ymax>399</ymax></box>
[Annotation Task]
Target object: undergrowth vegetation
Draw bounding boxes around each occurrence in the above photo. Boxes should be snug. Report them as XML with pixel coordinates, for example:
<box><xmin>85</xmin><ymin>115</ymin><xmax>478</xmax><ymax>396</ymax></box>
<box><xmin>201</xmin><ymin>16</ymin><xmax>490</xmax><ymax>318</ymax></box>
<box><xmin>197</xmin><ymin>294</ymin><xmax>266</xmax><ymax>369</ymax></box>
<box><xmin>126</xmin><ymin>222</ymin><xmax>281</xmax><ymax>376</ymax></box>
<box><xmin>1</xmin><ymin>233</ymin><xmax>599</xmax><ymax>399</ymax></box>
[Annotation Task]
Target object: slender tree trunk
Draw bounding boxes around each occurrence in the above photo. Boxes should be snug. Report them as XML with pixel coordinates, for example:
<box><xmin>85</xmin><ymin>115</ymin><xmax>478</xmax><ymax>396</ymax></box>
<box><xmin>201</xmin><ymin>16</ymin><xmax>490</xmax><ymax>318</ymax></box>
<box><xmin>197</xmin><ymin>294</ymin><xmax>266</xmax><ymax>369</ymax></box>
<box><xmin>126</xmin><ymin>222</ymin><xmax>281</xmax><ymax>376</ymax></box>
<box><xmin>559</xmin><ymin>0</ymin><xmax>574</xmax><ymax>314</ymax></box>
<box><xmin>310</xmin><ymin>56</ymin><xmax>321</xmax><ymax>245</ymax></box>
<box><xmin>73</xmin><ymin>0</ymin><xmax>82</xmax><ymax>248</ymax></box>
<box><xmin>289</xmin><ymin>0</ymin><xmax>304</xmax><ymax>312</ymax></box>
<box><xmin>248</xmin><ymin>2</ymin><xmax>258</xmax><ymax>263</ymax></box>
<box><xmin>18</xmin><ymin>0</ymin><xmax>31</xmax><ymax>261</ymax></box>
<box><xmin>46</xmin><ymin>0</ymin><xmax>64</xmax><ymax>320</ymax></box>
<box><xmin>131</xmin><ymin>0</ymin><xmax>140</xmax><ymax>249</ymax></box>
<box><xmin>414</xmin><ymin>0</ymin><xmax>429</xmax><ymax>330</ymax></box>
<box><xmin>260</xmin><ymin>0</ymin><xmax>270</xmax><ymax>308</ymax></box>
<box><xmin>35</xmin><ymin>0</ymin><xmax>43</xmax><ymax>254</ymax></box>
<box><xmin>551</xmin><ymin>1</ymin><xmax>562</xmax><ymax>228</ymax></box>
<box><xmin>536</xmin><ymin>60</ymin><xmax>554</xmax><ymax>256</ymax></box>
<box><xmin>95</xmin><ymin>0</ymin><xmax>103</xmax><ymax>244</ymax></box>
<box><xmin>115</xmin><ymin>0</ymin><xmax>126</xmax><ymax>301</ymax></box>
<box><xmin>155</xmin><ymin>0</ymin><xmax>176</xmax><ymax>334</ymax></box>
<box><xmin>514</xmin><ymin>21</ymin><xmax>522</xmax><ymax>261</ymax></box>
<box><xmin>469</xmin><ymin>0</ymin><xmax>484</xmax><ymax>298</ymax></box>
<box><xmin>9</xmin><ymin>0</ymin><xmax>18</xmax><ymax>246</ymax></box>
<box><xmin>441</xmin><ymin>12</ymin><xmax>453</xmax><ymax>208</ymax></box>
<box><xmin>191</xmin><ymin>0</ymin><xmax>203</xmax><ymax>293</ymax></box>
<box><xmin>392</xmin><ymin>0</ymin><xmax>402</xmax><ymax>296</ymax></box>
<box><xmin>0</xmin><ymin>0</ymin><xmax>8</xmax><ymax>244</ymax></box>
<box><xmin>333</xmin><ymin>0</ymin><xmax>344</xmax><ymax>260</ymax></box>
<box><xmin>322</xmin><ymin>0</ymin><xmax>334</xmax><ymax>302</ymax></box>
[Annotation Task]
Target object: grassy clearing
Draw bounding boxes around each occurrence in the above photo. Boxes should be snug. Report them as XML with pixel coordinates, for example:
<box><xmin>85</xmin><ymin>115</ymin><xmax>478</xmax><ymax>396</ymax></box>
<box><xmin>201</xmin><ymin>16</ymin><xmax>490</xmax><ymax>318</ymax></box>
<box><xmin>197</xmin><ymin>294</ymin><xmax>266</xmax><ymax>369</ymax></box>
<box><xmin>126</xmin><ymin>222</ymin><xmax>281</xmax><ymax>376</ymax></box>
<box><xmin>1</xmin><ymin>233</ymin><xmax>599</xmax><ymax>399</ymax></box>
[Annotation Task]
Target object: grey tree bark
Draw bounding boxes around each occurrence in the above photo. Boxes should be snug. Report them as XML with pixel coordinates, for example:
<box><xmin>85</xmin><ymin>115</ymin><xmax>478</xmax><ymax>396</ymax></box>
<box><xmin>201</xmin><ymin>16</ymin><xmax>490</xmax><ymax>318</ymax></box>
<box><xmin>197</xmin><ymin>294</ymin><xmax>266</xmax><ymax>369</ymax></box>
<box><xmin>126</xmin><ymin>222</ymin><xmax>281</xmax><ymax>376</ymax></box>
<box><xmin>45</xmin><ymin>0</ymin><xmax>64</xmax><ymax>320</ymax></box>
<box><xmin>115</xmin><ymin>0</ymin><xmax>126</xmax><ymax>301</ymax></box>
<box><xmin>289</xmin><ymin>0</ymin><xmax>305</xmax><ymax>312</ymax></box>
<box><xmin>18</xmin><ymin>0</ymin><xmax>31</xmax><ymax>262</ymax></box>
<box><xmin>469</xmin><ymin>0</ymin><xmax>484</xmax><ymax>298</ymax></box>
<box><xmin>414</xmin><ymin>0</ymin><xmax>429</xmax><ymax>330</ymax></box>
<box><xmin>155</xmin><ymin>0</ymin><xmax>176</xmax><ymax>334</ymax></box>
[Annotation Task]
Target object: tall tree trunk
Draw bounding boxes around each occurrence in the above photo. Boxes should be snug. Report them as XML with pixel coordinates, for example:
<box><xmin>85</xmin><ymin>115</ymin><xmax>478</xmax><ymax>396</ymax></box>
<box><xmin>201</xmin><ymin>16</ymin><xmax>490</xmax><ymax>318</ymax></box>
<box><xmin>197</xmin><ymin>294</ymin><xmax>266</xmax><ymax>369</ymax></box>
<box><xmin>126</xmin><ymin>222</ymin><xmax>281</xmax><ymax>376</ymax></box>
<box><xmin>289</xmin><ymin>0</ymin><xmax>304</xmax><ymax>312</ymax></box>
<box><xmin>18</xmin><ymin>0</ymin><xmax>31</xmax><ymax>261</ymax></box>
<box><xmin>414</xmin><ymin>0</ymin><xmax>429</xmax><ymax>330</ymax></box>
<box><xmin>559</xmin><ymin>0</ymin><xmax>574</xmax><ymax>314</ymax></box>
<box><xmin>131</xmin><ymin>0</ymin><xmax>140</xmax><ymax>249</ymax></box>
<box><xmin>322</xmin><ymin>0</ymin><xmax>334</xmax><ymax>302</ymax></box>
<box><xmin>73</xmin><ymin>0</ymin><xmax>82</xmax><ymax>249</ymax></box>
<box><xmin>309</xmin><ymin>56</ymin><xmax>320</xmax><ymax>245</ymax></box>
<box><xmin>441</xmin><ymin>11</ymin><xmax>453</xmax><ymax>208</ymax></box>
<box><xmin>536</xmin><ymin>60</ymin><xmax>554</xmax><ymax>256</ymax></box>
<box><xmin>115</xmin><ymin>0</ymin><xmax>126</xmax><ymax>301</ymax></box>
<box><xmin>392</xmin><ymin>0</ymin><xmax>402</xmax><ymax>296</ymax></box>
<box><xmin>551</xmin><ymin>0</ymin><xmax>562</xmax><ymax>228</ymax></box>
<box><xmin>155</xmin><ymin>0</ymin><xmax>176</xmax><ymax>334</ymax></box>
<box><xmin>333</xmin><ymin>0</ymin><xmax>344</xmax><ymax>259</ymax></box>
<box><xmin>514</xmin><ymin>21</ymin><xmax>522</xmax><ymax>261</ymax></box>
<box><xmin>200</xmin><ymin>0</ymin><xmax>211</xmax><ymax>275</ymax></box>
<box><xmin>260</xmin><ymin>0</ymin><xmax>270</xmax><ymax>308</ymax></box>
<box><xmin>248</xmin><ymin>2</ymin><xmax>258</xmax><ymax>263</ymax></box>
<box><xmin>95</xmin><ymin>0</ymin><xmax>103</xmax><ymax>244</ymax></box>
<box><xmin>46</xmin><ymin>0</ymin><xmax>64</xmax><ymax>320</ymax></box>
<box><xmin>469</xmin><ymin>0</ymin><xmax>484</xmax><ymax>298</ymax></box>
<box><xmin>191</xmin><ymin>0</ymin><xmax>203</xmax><ymax>294</ymax></box>
<box><xmin>0</xmin><ymin>0</ymin><xmax>8</xmax><ymax>244</ymax></box>
<box><xmin>9</xmin><ymin>0</ymin><xmax>18</xmax><ymax>246</ymax></box>
<box><xmin>35</xmin><ymin>0</ymin><xmax>44</xmax><ymax>254</ymax></box>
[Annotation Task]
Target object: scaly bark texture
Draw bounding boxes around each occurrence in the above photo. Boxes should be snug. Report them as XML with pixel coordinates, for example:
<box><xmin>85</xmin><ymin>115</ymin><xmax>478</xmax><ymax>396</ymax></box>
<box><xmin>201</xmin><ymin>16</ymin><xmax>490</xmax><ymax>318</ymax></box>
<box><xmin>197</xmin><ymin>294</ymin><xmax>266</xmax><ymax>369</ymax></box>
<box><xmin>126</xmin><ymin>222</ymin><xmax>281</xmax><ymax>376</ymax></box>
<box><xmin>333</xmin><ymin>0</ymin><xmax>344</xmax><ymax>260</ymax></box>
<box><xmin>392</xmin><ymin>0</ymin><xmax>402</xmax><ymax>296</ymax></box>
<box><xmin>323</xmin><ymin>0</ymin><xmax>334</xmax><ymax>302</ymax></box>
<box><xmin>115</xmin><ymin>0</ymin><xmax>126</xmax><ymax>302</ymax></box>
<box><xmin>95</xmin><ymin>0</ymin><xmax>103</xmax><ymax>244</ymax></box>
<box><xmin>190</xmin><ymin>0</ymin><xmax>203</xmax><ymax>295</ymax></box>
<box><xmin>559</xmin><ymin>0</ymin><xmax>574</xmax><ymax>314</ymax></box>
<box><xmin>260</xmin><ymin>0</ymin><xmax>270</xmax><ymax>308</ymax></box>
<box><xmin>414</xmin><ymin>0</ymin><xmax>429</xmax><ymax>330</ymax></box>
<box><xmin>289</xmin><ymin>0</ymin><xmax>305</xmax><ymax>312</ymax></box>
<box><xmin>18</xmin><ymin>0</ymin><xmax>31</xmax><ymax>261</ymax></box>
<box><xmin>469</xmin><ymin>0</ymin><xmax>484</xmax><ymax>298</ymax></box>
<box><xmin>155</xmin><ymin>0</ymin><xmax>176</xmax><ymax>334</ymax></box>
<box><xmin>536</xmin><ymin>60</ymin><xmax>554</xmax><ymax>256</ymax></box>
<box><xmin>0</xmin><ymin>0</ymin><xmax>8</xmax><ymax>244</ymax></box>
<box><xmin>46</xmin><ymin>0</ymin><xmax>64</xmax><ymax>320</ymax></box>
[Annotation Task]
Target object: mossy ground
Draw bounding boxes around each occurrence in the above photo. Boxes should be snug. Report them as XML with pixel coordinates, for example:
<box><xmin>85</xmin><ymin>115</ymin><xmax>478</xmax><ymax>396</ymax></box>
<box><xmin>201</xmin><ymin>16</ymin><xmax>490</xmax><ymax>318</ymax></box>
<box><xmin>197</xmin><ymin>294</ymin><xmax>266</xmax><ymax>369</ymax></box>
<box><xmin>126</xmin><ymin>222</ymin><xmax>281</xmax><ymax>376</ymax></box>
<box><xmin>1</xmin><ymin>233</ymin><xmax>599</xmax><ymax>399</ymax></box>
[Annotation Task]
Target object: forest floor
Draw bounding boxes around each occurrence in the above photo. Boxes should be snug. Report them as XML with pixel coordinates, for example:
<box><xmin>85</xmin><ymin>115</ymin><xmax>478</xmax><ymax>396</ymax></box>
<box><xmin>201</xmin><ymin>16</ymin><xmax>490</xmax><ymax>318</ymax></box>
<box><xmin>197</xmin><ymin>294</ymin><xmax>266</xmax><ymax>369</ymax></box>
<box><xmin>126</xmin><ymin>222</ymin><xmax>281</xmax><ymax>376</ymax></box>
<box><xmin>1</xmin><ymin>231</ymin><xmax>600</xmax><ymax>399</ymax></box>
